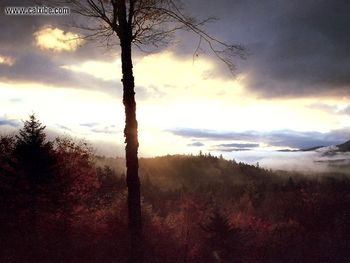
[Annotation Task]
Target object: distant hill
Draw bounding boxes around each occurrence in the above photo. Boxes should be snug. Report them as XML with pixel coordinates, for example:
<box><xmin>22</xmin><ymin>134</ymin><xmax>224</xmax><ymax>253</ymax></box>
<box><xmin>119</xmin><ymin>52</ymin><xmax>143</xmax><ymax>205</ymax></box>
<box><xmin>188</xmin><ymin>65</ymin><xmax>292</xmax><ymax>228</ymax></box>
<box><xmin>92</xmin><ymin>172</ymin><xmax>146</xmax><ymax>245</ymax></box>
<box><xmin>337</xmin><ymin>140</ymin><xmax>350</xmax><ymax>152</ymax></box>
<box><xmin>278</xmin><ymin>145</ymin><xmax>324</xmax><ymax>152</ymax></box>
<box><xmin>290</xmin><ymin>140</ymin><xmax>350</xmax><ymax>152</ymax></box>
<box><xmin>300</xmin><ymin>145</ymin><xmax>325</xmax><ymax>151</ymax></box>
<box><xmin>94</xmin><ymin>154</ymin><xmax>288</xmax><ymax>191</ymax></box>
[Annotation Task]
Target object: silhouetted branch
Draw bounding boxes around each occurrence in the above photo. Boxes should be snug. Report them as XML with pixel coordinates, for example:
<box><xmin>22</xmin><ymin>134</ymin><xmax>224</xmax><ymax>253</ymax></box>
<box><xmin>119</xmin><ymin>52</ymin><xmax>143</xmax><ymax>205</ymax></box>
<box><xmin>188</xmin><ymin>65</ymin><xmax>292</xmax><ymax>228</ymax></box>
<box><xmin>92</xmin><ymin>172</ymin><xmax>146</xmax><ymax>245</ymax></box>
<box><xmin>53</xmin><ymin>0</ymin><xmax>245</xmax><ymax>72</ymax></box>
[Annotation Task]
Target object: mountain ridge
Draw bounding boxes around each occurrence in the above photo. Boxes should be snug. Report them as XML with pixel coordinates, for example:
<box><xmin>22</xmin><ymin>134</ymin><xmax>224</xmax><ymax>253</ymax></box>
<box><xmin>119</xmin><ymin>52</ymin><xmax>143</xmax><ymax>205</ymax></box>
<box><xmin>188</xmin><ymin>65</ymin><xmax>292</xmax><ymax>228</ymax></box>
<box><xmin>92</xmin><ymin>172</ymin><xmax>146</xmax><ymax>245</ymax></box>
<box><xmin>337</xmin><ymin>140</ymin><xmax>350</xmax><ymax>152</ymax></box>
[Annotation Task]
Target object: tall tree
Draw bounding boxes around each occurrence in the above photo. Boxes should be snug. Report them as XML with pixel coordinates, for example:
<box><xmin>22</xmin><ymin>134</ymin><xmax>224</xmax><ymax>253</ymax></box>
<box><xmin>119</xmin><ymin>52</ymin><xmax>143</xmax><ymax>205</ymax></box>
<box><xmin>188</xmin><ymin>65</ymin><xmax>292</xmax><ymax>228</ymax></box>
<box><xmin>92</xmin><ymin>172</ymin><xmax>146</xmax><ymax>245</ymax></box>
<box><xmin>59</xmin><ymin>1</ymin><xmax>245</xmax><ymax>261</ymax></box>
<box><xmin>14</xmin><ymin>114</ymin><xmax>56</xmax><ymax>260</ymax></box>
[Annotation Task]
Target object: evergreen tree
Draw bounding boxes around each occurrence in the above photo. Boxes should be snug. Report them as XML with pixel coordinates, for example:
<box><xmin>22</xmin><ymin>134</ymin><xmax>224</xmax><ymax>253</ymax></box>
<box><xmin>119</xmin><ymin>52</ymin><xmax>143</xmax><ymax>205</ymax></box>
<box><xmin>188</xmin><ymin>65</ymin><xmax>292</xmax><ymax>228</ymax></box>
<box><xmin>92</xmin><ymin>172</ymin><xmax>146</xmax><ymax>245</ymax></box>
<box><xmin>203</xmin><ymin>211</ymin><xmax>243</xmax><ymax>263</ymax></box>
<box><xmin>14</xmin><ymin>114</ymin><xmax>56</xmax><ymax>260</ymax></box>
<box><xmin>15</xmin><ymin>114</ymin><xmax>54</xmax><ymax>183</ymax></box>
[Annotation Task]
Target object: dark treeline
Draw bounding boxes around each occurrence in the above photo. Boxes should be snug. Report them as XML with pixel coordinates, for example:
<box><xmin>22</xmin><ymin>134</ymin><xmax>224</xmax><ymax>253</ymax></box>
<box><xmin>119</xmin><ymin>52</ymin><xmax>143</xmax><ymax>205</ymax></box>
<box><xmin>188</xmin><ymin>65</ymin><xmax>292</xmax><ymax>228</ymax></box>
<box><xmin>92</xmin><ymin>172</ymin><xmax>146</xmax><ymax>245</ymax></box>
<box><xmin>0</xmin><ymin>115</ymin><xmax>349</xmax><ymax>263</ymax></box>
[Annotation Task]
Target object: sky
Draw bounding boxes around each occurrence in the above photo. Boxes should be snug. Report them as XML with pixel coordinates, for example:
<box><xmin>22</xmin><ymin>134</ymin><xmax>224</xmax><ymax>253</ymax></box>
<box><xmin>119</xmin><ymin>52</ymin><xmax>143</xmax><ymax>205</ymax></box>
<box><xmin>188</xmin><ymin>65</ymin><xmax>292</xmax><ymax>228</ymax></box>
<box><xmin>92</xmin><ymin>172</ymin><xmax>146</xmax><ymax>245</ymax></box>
<box><xmin>0</xmin><ymin>0</ymin><xmax>349</xmax><ymax>160</ymax></box>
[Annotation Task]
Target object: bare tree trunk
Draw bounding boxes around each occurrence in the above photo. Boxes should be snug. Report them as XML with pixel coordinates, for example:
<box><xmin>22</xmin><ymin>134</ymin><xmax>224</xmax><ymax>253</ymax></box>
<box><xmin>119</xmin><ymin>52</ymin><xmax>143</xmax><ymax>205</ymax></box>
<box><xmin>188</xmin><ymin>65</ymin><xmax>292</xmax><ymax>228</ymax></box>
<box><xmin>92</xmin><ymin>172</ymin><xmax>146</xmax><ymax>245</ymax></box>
<box><xmin>119</xmin><ymin>5</ymin><xmax>143</xmax><ymax>259</ymax></box>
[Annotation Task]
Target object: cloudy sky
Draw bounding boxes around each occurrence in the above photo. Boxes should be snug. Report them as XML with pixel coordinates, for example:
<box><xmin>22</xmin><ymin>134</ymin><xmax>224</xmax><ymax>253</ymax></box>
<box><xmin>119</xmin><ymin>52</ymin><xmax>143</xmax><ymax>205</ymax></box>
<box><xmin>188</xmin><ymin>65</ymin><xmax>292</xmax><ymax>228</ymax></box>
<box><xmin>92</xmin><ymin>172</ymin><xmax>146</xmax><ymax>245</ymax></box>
<box><xmin>0</xmin><ymin>0</ymin><xmax>349</xmax><ymax>158</ymax></box>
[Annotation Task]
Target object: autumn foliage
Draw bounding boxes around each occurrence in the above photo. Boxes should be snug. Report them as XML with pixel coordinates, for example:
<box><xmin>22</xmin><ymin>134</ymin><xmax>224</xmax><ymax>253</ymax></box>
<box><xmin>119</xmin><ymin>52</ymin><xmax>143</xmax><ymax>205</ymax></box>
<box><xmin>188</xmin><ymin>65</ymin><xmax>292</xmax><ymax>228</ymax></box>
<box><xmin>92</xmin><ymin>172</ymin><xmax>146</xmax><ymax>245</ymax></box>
<box><xmin>0</xmin><ymin>115</ymin><xmax>349</xmax><ymax>262</ymax></box>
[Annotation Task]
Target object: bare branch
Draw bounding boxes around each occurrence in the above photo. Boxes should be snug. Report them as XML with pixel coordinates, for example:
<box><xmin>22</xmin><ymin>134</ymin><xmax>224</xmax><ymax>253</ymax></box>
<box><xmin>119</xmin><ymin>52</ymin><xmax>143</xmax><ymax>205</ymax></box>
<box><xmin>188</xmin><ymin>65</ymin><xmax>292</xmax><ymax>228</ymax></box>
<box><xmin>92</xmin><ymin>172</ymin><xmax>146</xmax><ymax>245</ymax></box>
<box><xmin>135</xmin><ymin>2</ymin><xmax>246</xmax><ymax>72</ymax></box>
<box><xmin>53</xmin><ymin>0</ymin><xmax>245</xmax><ymax>73</ymax></box>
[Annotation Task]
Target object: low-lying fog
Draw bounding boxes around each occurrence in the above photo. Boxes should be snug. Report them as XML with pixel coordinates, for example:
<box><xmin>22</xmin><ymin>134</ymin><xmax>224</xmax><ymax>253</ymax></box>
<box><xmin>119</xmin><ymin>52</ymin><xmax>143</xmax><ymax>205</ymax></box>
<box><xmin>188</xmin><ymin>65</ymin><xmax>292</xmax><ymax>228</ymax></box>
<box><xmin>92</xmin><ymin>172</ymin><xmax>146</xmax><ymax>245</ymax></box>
<box><xmin>229</xmin><ymin>146</ymin><xmax>350</xmax><ymax>175</ymax></box>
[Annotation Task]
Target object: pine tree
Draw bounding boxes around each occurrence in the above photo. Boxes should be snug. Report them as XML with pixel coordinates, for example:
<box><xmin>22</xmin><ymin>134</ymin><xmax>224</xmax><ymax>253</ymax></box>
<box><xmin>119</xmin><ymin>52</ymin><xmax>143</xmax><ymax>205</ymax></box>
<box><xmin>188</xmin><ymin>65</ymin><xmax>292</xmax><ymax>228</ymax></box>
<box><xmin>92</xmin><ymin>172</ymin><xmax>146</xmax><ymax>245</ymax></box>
<box><xmin>15</xmin><ymin>114</ymin><xmax>53</xmax><ymax>182</ymax></box>
<box><xmin>203</xmin><ymin>211</ymin><xmax>243</xmax><ymax>263</ymax></box>
<box><xmin>14</xmin><ymin>114</ymin><xmax>56</xmax><ymax>260</ymax></box>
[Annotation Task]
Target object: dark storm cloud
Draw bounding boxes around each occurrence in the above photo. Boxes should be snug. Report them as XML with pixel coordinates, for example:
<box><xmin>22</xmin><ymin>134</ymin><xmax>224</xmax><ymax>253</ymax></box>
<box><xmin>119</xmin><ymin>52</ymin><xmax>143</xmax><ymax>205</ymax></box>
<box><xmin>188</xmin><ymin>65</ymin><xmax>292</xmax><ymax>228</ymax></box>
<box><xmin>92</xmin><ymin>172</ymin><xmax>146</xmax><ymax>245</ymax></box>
<box><xmin>0</xmin><ymin>51</ymin><xmax>120</xmax><ymax>94</ymax></box>
<box><xmin>170</xmin><ymin>128</ymin><xmax>350</xmax><ymax>149</ymax></box>
<box><xmin>184</xmin><ymin>0</ymin><xmax>350</xmax><ymax>98</ymax></box>
<box><xmin>2</xmin><ymin>0</ymin><xmax>350</xmax><ymax>98</ymax></box>
<box><xmin>0</xmin><ymin>0</ymin><xmax>113</xmax><ymax>60</ymax></box>
<box><xmin>0</xmin><ymin>1</ymin><xmax>61</xmax><ymax>49</ymax></box>
<box><xmin>0</xmin><ymin>0</ymin><xmax>121</xmax><ymax>95</ymax></box>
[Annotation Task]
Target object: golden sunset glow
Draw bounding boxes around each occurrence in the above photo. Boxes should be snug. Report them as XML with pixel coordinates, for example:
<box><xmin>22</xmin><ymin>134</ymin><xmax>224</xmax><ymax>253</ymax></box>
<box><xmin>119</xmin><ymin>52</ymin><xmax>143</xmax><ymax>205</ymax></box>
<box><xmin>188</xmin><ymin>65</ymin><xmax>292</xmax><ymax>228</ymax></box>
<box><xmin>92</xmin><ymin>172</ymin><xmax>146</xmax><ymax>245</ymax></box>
<box><xmin>1</xmin><ymin>2</ymin><xmax>350</xmax><ymax>261</ymax></box>
<box><xmin>1</xmin><ymin>11</ymin><xmax>349</xmax><ymax>158</ymax></box>
<box><xmin>34</xmin><ymin>26</ymin><xmax>82</xmax><ymax>52</ymax></box>
<box><xmin>1</xmin><ymin>49</ymin><xmax>348</xmax><ymax>156</ymax></box>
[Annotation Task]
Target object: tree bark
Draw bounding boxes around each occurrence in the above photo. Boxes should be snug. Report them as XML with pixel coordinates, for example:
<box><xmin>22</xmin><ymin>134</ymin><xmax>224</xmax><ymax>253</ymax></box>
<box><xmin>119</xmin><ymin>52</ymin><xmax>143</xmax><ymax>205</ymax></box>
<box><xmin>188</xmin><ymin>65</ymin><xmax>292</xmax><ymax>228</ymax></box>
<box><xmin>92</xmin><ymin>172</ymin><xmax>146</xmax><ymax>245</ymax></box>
<box><xmin>116</xmin><ymin>1</ymin><xmax>142</xmax><ymax>261</ymax></box>
<box><xmin>118</xmin><ymin>4</ymin><xmax>143</xmax><ymax>261</ymax></box>
<box><xmin>121</xmin><ymin>39</ymin><xmax>143</xmax><ymax>262</ymax></box>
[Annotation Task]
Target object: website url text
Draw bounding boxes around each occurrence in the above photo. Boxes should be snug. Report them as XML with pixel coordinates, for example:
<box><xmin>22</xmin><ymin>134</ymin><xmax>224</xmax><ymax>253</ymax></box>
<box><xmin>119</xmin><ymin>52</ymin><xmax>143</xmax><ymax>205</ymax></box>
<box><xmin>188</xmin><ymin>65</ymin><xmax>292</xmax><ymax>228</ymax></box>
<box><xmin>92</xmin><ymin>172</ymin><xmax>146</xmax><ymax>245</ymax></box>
<box><xmin>5</xmin><ymin>6</ymin><xmax>70</xmax><ymax>16</ymax></box>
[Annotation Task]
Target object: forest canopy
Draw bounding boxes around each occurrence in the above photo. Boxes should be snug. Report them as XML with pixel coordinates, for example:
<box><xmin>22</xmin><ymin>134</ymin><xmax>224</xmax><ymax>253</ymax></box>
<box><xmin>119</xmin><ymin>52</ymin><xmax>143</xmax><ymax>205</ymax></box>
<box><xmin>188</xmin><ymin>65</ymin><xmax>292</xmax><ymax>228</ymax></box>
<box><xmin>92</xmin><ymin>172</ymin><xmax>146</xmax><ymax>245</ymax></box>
<box><xmin>0</xmin><ymin>115</ymin><xmax>349</xmax><ymax>263</ymax></box>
